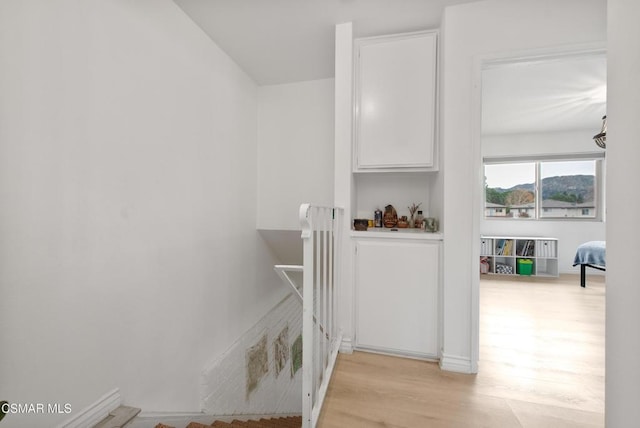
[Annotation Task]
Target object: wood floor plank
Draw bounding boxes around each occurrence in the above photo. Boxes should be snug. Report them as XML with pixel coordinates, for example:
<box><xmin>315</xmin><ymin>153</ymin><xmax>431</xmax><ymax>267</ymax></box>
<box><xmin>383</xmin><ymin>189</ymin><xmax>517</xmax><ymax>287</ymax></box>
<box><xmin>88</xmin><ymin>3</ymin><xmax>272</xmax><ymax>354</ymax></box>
<box><xmin>506</xmin><ymin>399</ymin><xmax>604</xmax><ymax>428</ymax></box>
<box><xmin>318</xmin><ymin>274</ymin><xmax>605</xmax><ymax>427</ymax></box>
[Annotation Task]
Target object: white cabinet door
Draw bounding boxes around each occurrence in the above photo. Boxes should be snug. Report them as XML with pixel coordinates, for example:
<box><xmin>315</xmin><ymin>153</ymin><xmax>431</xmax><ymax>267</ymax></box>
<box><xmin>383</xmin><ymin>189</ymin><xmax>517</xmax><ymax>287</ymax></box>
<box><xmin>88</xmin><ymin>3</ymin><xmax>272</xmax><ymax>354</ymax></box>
<box><xmin>356</xmin><ymin>32</ymin><xmax>437</xmax><ymax>170</ymax></box>
<box><xmin>355</xmin><ymin>239</ymin><xmax>439</xmax><ymax>357</ymax></box>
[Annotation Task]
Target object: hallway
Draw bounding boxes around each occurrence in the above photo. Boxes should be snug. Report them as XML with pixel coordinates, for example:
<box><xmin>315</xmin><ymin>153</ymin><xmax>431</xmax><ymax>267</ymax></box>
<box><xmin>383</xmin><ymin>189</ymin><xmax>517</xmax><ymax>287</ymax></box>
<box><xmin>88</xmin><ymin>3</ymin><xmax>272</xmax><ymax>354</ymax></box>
<box><xmin>317</xmin><ymin>274</ymin><xmax>605</xmax><ymax>427</ymax></box>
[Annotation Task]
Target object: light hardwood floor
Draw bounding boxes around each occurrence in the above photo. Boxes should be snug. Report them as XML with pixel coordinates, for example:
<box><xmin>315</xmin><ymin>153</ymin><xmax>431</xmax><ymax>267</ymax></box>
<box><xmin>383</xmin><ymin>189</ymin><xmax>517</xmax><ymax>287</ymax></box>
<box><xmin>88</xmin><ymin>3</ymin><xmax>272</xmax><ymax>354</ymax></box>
<box><xmin>318</xmin><ymin>274</ymin><xmax>605</xmax><ymax>427</ymax></box>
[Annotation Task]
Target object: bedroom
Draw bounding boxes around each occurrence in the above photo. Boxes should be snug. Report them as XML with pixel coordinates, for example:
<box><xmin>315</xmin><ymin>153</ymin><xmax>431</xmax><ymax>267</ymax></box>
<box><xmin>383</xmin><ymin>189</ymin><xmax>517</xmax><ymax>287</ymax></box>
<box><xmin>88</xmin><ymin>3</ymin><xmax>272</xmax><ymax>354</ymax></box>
<box><xmin>479</xmin><ymin>51</ymin><xmax>607</xmax><ymax>280</ymax></box>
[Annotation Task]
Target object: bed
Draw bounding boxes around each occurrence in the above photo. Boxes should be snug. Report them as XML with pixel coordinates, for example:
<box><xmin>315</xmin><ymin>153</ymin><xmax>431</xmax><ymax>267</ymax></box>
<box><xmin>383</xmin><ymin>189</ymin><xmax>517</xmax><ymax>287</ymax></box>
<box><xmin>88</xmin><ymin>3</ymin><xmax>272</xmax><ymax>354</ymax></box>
<box><xmin>573</xmin><ymin>241</ymin><xmax>606</xmax><ymax>287</ymax></box>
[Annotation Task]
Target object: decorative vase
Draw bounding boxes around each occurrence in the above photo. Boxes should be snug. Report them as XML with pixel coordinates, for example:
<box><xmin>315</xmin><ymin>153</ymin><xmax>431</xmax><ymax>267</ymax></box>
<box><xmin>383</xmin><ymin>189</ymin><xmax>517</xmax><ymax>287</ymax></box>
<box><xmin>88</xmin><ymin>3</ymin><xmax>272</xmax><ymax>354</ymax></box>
<box><xmin>383</xmin><ymin>204</ymin><xmax>398</xmax><ymax>228</ymax></box>
<box><xmin>425</xmin><ymin>217</ymin><xmax>439</xmax><ymax>233</ymax></box>
<box><xmin>407</xmin><ymin>202</ymin><xmax>422</xmax><ymax>229</ymax></box>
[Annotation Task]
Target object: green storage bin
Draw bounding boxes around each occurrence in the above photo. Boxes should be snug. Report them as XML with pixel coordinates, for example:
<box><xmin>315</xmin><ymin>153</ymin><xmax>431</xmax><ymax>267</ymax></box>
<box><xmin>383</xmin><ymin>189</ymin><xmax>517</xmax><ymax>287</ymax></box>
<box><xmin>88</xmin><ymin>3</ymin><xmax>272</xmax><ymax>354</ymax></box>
<box><xmin>518</xmin><ymin>258</ymin><xmax>533</xmax><ymax>276</ymax></box>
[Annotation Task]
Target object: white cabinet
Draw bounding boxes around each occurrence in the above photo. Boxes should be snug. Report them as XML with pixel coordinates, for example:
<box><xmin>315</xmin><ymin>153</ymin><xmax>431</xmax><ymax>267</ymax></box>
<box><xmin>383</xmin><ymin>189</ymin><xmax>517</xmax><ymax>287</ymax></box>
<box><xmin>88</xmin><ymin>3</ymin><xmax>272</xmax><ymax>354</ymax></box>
<box><xmin>355</xmin><ymin>32</ymin><xmax>437</xmax><ymax>171</ymax></box>
<box><xmin>347</xmin><ymin>29</ymin><xmax>442</xmax><ymax>360</ymax></box>
<box><xmin>480</xmin><ymin>236</ymin><xmax>559</xmax><ymax>277</ymax></box>
<box><xmin>355</xmin><ymin>238</ymin><xmax>440</xmax><ymax>358</ymax></box>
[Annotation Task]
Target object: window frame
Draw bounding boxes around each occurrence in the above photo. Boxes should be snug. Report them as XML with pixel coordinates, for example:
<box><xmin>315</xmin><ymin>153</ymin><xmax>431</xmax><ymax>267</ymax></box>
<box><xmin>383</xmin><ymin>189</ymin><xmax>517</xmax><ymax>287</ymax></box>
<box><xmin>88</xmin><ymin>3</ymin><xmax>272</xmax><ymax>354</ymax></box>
<box><xmin>483</xmin><ymin>153</ymin><xmax>605</xmax><ymax>222</ymax></box>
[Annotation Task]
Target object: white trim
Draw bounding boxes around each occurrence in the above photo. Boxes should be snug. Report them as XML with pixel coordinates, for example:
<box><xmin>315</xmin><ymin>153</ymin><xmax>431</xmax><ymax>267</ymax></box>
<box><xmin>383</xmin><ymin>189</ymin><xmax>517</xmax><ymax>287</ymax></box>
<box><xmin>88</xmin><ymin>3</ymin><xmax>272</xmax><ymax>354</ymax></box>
<box><xmin>439</xmin><ymin>354</ymin><xmax>474</xmax><ymax>374</ymax></box>
<box><xmin>57</xmin><ymin>388</ymin><xmax>121</xmax><ymax>428</ymax></box>
<box><xmin>470</xmin><ymin>53</ymin><xmax>483</xmax><ymax>378</ymax></box>
<box><xmin>350</xmin><ymin>230</ymin><xmax>444</xmax><ymax>241</ymax></box>
<box><xmin>354</xmin><ymin>346</ymin><xmax>438</xmax><ymax>363</ymax></box>
<box><xmin>483</xmin><ymin>152</ymin><xmax>605</xmax><ymax>163</ymax></box>
<box><xmin>338</xmin><ymin>337</ymin><xmax>354</xmax><ymax>354</ymax></box>
<box><xmin>480</xmin><ymin>42</ymin><xmax>607</xmax><ymax>70</ymax></box>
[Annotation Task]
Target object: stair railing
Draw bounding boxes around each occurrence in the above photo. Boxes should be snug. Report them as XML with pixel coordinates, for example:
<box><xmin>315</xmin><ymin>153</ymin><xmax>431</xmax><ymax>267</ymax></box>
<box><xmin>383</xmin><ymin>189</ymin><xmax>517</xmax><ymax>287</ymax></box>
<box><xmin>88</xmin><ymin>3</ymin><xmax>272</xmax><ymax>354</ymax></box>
<box><xmin>274</xmin><ymin>265</ymin><xmax>304</xmax><ymax>303</ymax></box>
<box><xmin>299</xmin><ymin>203</ymin><xmax>343</xmax><ymax>428</ymax></box>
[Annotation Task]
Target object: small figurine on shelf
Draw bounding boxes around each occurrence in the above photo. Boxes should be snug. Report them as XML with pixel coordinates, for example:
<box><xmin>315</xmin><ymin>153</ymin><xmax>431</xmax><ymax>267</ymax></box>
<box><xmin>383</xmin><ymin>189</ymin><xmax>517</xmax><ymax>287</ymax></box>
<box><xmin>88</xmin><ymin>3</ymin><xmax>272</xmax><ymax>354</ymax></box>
<box><xmin>408</xmin><ymin>202</ymin><xmax>422</xmax><ymax>228</ymax></box>
<box><xmin>383</xmin><ymin>204</ymin><xmax>398</xmax><ymax>228</ymax></box>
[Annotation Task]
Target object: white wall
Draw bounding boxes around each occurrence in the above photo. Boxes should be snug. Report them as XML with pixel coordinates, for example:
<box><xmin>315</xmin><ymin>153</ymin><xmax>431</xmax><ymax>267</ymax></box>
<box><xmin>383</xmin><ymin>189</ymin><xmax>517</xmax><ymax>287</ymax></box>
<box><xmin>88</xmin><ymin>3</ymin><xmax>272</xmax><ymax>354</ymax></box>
<box><xmin>481</xmin><ymin>130</ymin><xmax>606</xmax><ymax>273</ymax></box>
<box><xmin>482</xmin><ymin>129</ymin><xmax>603</xmax><ymax>158</ymax></box>
<box><xmin>0</xmin><ymin>1</ymin><xmax>285</xmax><ymax>426</ymax></box>
<box><xmin>606</xmin><ymin>0</ymin><xmax>640</xmax><ymax>424</ymax></box>
<box><xmin>440</xmin><ymin>0</ymin><xmax>606</xmax><ymax>372</ymax></box>
<box><xmin>257</xmin><ymin>79</ymin><xmax>335</xmax><ymax>231</ymax></box>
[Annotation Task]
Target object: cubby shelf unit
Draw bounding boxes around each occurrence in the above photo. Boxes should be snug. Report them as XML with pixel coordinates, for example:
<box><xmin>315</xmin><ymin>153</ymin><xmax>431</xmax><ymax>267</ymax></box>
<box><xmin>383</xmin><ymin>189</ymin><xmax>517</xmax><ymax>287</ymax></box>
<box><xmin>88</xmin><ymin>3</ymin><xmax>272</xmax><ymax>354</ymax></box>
<box><xmin>480</xmin><ymin>236</ymin><xmax>559</xmax><ymax>277</ymax></box>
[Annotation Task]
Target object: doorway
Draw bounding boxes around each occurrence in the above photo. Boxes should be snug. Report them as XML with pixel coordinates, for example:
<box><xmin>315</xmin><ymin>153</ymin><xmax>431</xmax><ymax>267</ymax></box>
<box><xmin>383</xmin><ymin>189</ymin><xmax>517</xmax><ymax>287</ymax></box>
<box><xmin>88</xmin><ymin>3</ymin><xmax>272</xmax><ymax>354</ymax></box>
<box><xmin>475</xmin><ymin>49</ymin><xmax>607</xmax><ymax>423</ymax></box>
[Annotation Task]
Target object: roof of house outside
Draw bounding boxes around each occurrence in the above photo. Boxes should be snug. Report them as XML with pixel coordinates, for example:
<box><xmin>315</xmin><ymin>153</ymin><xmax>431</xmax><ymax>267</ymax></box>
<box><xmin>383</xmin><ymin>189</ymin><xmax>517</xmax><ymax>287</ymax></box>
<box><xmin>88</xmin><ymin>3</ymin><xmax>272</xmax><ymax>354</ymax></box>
<box><xmin>486</xmin><ymin>201</ymin><xmax>596</xmax><ymax>210</ymax></box>
<box><xmin>485</xmin><ymin>202</ymin><xmax>507</xmax><ymax>208</ymax></box>
<box><xmin>541</xmin><ymin>199</ymin><xmax>595</xmax><ymax>208</ymax></box>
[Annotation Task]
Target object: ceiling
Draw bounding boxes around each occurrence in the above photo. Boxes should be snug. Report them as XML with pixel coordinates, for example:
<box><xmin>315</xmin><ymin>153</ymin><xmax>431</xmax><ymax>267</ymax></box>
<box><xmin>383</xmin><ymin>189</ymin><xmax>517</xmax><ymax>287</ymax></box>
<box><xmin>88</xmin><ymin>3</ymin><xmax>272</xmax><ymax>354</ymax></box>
<box><xmin>173</xmin><ymin>1</ymin><xmax>606</xmax><ymax>136</ymax></box>
<box><xmin>174</xmin><ymin>0</ymin><xmax>481</xmax><ymax>85</ymax></box>
<box><xmin>482</xmin><ymin>53</ymin><xmax>607</xmax><ymax>135</ymax></box>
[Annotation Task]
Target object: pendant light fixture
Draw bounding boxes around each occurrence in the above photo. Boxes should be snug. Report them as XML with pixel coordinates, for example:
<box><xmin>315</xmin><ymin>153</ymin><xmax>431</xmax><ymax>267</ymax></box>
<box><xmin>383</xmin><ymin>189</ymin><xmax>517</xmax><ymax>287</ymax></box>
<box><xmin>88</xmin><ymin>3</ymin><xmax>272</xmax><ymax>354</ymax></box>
<box><xmin>593</xmin><ymin>115</ymin><xmax>607</xmax><ymax>149</ymax></box>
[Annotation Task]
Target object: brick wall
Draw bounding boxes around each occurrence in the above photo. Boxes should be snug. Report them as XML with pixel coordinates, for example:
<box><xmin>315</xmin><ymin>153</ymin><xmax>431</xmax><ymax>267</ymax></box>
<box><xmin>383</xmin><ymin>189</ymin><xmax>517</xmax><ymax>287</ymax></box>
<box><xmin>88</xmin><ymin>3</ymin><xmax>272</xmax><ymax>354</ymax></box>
<box><xmin>200</xmin><ymin>293</ymin><xmax>302</xmax><ymax>415</ymax></box>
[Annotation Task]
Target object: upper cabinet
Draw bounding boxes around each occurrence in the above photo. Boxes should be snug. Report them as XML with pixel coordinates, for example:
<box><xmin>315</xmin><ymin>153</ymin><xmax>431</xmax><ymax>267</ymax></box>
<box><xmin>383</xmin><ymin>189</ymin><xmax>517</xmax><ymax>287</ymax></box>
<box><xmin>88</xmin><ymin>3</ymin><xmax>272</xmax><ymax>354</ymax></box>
<box><xmin>355</xmin><ymin>31</ymin><xmax>438</xmax><ymax>171</ymax></box>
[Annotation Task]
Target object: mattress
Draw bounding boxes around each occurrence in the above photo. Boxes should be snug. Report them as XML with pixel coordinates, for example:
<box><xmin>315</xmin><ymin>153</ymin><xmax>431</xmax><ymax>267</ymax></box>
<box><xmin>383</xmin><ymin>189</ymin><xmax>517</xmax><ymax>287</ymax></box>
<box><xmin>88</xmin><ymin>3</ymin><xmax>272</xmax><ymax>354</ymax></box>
<box><xmin>573</xmin><ymin>241</ymin><xmax>606</xmax><ymax>267</ymax></box>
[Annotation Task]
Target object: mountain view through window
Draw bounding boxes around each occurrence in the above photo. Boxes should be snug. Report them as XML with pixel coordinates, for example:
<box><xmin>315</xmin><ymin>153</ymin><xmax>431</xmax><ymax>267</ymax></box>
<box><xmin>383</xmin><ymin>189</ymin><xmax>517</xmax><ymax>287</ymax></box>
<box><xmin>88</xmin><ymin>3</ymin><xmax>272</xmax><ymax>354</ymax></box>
<box><xmin>485</xmin><ymin>160</ymin><xmax>597</xmax><ymax>219</ymax></box>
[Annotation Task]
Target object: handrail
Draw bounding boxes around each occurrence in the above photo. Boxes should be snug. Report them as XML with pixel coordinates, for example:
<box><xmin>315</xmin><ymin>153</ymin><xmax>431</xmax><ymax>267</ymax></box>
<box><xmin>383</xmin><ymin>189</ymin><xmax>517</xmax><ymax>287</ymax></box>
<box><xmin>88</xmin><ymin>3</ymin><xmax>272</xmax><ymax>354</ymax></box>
<box><xmin>299</xmin><ymin>204</ymin><xmax>343</xmax><ymax>428</ymax></box>
<box><xmin>274</xmin><ymin>264</ymin><xmax>329</xmax><ymax>340</ymax></box>
<box><xmin>274</xmin><ymin>265</ymin><xmax>303</xmax><ymax>302</ymax></box>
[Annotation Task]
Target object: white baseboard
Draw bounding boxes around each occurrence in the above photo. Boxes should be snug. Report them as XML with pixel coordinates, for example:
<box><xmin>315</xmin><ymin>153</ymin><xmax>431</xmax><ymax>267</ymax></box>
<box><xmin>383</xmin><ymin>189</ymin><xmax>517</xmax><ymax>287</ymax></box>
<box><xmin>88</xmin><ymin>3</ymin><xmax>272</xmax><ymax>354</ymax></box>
<box><xmin>57</xmin><ymin>388</ymin><xmax>121</xmax><ymax>428</ymax></box>
<box><xmin>354</xmin><ymin>346</ymin><xmax>438</xmax><ymax>362</ymax></box>
<box><xmin>338</xmin><ymin>337</ymin><xmax>354</xmax><ymax>354</ymax></box>
<box><xmin>439</xmin><ymin>354</ymin><xmax>475</xmax><ymax>374</ymax></box>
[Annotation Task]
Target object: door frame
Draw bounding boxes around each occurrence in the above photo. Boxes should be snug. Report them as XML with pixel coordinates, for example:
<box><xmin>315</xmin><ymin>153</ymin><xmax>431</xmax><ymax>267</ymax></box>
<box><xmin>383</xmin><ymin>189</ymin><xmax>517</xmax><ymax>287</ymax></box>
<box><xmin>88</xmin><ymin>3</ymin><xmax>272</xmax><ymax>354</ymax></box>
<box><xmin>469</xmin><ymin>42</ymin><xmax>607</xmax><ymax>371</ymax></box>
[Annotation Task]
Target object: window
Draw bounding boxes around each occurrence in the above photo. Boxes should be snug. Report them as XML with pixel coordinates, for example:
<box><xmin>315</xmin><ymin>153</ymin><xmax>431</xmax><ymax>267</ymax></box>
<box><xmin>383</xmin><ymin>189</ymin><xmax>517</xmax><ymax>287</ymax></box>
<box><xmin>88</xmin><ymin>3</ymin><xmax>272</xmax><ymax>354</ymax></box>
<box><xmin>485</xmin><ymin>162</ymin><xmax>536</xmax><ymax>219</ymax></box>
<box><xmin>539</xmin><ymin>160</ymin><xmax>596</xmax><ymax>219</ymax></box>
<box><xmin>484</xmin><ymin>157</ymin><xmax>603</xmax><ymax>220</ymax></box>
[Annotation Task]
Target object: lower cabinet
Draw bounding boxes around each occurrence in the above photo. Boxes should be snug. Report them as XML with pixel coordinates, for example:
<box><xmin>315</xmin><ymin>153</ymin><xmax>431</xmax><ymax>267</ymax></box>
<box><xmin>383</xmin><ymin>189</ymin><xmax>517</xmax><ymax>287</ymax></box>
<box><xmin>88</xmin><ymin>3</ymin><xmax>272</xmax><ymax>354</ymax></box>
<box><xmin>354</xmin><ymin>238</ymin><xmax>439</xmax><ymax>358</ymax></box>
